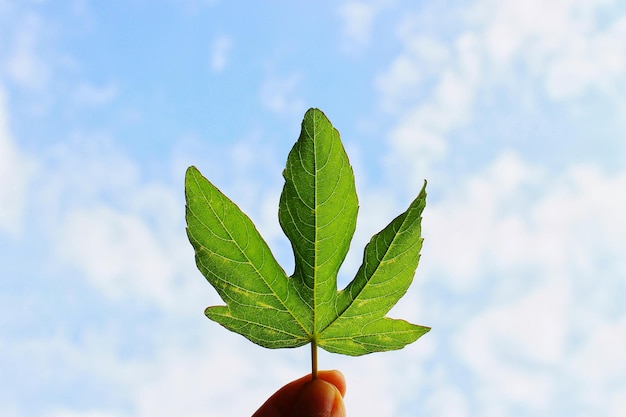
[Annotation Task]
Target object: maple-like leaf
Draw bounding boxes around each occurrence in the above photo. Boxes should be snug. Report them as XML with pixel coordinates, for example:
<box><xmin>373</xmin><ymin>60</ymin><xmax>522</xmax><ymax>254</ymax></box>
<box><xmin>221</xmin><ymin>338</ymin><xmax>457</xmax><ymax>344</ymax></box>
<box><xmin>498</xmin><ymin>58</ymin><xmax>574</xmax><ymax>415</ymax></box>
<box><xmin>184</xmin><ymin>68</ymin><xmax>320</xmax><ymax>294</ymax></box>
<box><xmin>185</xmin><ymin>108</ymin><xmax>429</xmax><ymax>370</ymax></box>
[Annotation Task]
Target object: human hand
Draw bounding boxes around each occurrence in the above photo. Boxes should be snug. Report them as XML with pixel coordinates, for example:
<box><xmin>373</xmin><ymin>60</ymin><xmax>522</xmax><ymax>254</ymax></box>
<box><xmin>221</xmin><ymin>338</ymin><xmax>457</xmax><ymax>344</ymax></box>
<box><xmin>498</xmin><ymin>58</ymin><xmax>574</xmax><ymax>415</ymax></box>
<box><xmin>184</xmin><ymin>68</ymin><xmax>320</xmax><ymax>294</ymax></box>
<box><xmin>252</xmin><ymin>370</ymin><xmax>346</xmax><ymax>417</ymax></box>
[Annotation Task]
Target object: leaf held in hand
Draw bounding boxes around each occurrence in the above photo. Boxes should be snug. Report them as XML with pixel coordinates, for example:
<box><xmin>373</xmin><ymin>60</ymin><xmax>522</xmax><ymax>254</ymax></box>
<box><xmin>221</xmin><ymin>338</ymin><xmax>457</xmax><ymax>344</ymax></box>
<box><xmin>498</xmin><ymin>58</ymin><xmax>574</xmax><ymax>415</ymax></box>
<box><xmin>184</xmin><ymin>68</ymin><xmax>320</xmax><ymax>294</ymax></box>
<box><xmin>185</xmin><ymin>108</ymin><xmax>430</xmax><ymax>359</ymax></box>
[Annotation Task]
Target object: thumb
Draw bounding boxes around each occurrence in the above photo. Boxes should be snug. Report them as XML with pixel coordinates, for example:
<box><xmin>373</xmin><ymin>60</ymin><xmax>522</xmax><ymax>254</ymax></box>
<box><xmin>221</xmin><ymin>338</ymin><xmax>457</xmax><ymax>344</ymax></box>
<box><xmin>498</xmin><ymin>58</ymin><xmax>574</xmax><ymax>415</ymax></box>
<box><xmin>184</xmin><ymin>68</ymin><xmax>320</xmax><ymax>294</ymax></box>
<box><xmin>292</xmin><ymin>378</ymin><xmax>346</xmax><ymax>417</ymax></box>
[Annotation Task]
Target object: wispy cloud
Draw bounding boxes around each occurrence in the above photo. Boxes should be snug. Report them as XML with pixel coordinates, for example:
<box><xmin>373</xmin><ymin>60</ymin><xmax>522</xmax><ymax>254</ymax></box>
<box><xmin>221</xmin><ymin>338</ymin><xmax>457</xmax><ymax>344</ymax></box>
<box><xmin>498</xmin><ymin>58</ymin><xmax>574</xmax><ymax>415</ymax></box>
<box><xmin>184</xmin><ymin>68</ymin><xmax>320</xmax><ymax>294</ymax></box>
<box><xmin>337</xmin><ymin>1</ymin><xmax>377</xmax><ymax>49</ymax></box>
<box><xmin>73</xmin><ymin>82</ymin><xmax>119</xmax><ymax>107</ymax></box>
<box><xmin>209</xmin><ymin>35</ymin><xmax>233</xmax><ymax>72</ymax></box>
<box><xmin>0</xmin><ymin>88</ymin><xmax>34</xmax><ymax>235</ymax></box>
<box><xmin>469</xmin><ymin>0</ymin><xmax>626</xmax><ymax>99</ymax></box>
<box><xmin>259</xmin><ymin>70</ymin><xmax>305</xmax><ymax>116</ymax></box>
<box><xmin>4</xmin><ymin>14</ymin><xmax>51</xmax><ymax>90</ymax></box>
<box><xmin>376</xmin><ymin>0</ymin><xmax>626</xmax><ymax>184</ymax></box>
<box><xmin>421</xmin><ymin>152</ymin><xmax>626</xmax><ymax>414</ymax></box>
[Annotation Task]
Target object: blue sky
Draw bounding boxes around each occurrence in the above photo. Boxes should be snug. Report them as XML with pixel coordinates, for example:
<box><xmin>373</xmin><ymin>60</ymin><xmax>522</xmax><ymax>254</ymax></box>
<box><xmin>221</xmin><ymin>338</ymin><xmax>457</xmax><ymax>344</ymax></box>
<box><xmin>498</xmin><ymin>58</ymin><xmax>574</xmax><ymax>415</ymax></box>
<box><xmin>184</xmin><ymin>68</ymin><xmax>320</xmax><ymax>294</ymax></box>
<box><xmin>1</xmin><ymin>1</ymin><xmax>626</xmax><ymax>416</ymax></box>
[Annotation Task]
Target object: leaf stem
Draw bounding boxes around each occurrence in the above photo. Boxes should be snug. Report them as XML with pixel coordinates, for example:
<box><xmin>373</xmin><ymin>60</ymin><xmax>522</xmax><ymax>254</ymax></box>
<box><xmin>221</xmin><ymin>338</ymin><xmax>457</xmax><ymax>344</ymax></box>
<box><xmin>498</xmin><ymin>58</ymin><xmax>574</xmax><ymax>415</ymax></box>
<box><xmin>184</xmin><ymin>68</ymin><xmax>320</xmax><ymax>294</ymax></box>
<box><xmin>311</xmin><ymin>339</ymin><xmax>318</xmax><ymax>380</ymax></box>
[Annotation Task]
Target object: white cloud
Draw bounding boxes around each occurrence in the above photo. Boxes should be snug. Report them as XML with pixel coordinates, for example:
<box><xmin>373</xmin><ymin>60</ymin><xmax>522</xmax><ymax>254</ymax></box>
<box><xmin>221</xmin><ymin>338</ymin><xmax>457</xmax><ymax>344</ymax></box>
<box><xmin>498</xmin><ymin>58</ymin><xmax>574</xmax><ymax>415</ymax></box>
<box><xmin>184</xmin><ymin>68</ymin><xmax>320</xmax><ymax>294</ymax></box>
<box><xmin>21</xmin><ymin>327</ymin><xmax>311</xmax><ymax>417</ymax></box>
<box><xmin>58</xmin><ymin>203</ymin><xmax>182</xmax><ymax>305</ymax></box>
<box><xmin>425</xmin><ymin>151</ymin><xmax>626</xmax><ymax>291</ymax></box>
<box><xmin>423</xmin><ymin>384</ymin><xmax>470</xmax><ymax>417</ymax></box>
<box><xmin>73</xmin><ymin>82</ymin><xmax>118</xmax><ymax>107</ymax></box>
<box><xmin>175</xmin><ymin>0</ymin><xmax>219</xmax><ymax>12</ymax></box>
<box><xmin>455</xmin><ymin>279</ymin><xmax>568</xmax><ymax>407</ymax></box>
<box><xmin>22</xmin><ymin>133</ymin><xmax>200</xmax><ymax>310</ymax></box>
<box><xmin>209</xmin><ymin>35</ymin><xmax>233</xmax><ymax>72</ymax></box>
<box><xmin>35</xmin><ymin>129</ymin><xmax>300</xmax><ymax>314</ymax></box>
<box><xmin>470</xmin><ymin>0</ymin><xmax>626</xmax><ymax>99</ymax></box>
<box><xmin>4</xmin><ymin>318</ymin><xmax>265</xmax><ymax>417</ymax></box>
<box><xmin>32</xmin><ymin>335</ymin><xmax>427</xmax><ymax>417</ymax></box>
<box><xmin>4</xmin><ymin>13</ymin><xmax>51</xmax><ymax>90</ymax></box>
<box><xmin>337</xmin><ymin>1</ymin><xmax>378</xmax><ymax>48</ymax></box>
<box><xmin>48</xmin><ymin>412</ymin><xmax>123</xmax><ymax>417</ymax></box>
<box><xmin>37</xmin><ymin>133</ymin><xmax>140</xmax><ymax>216</ymax></box>
<box><xmin>417</xmin><ymin>149</ymin><xmax>626</xmax><ymax>414</ymax></box>
<box><xmin>132</xmin><ymin>339</ymin><xmax>265</xmax><ymax>417</ymax></box>
<box><xmin>376</xmin><ymin>35</ymin><xmax>450</xmax><ymax>112</ymax></box>
<box><xmin>259</xmin><ymin>71</ymin><xmax>305</xmax><ymax>116</ymax></box>
<box><xmin>423</xmin><ymin>152</ymin><xmax>542</xmax><ymax>290</ymax></box>
<box><xmin>0</xmin><ymin>88</ymin><xmax>33</xmax><ymax>236</ymax></box>
<box><xmin>378</xmin><ymin>30</ymin><xmax>482</xmax><ymax>182</ymax></box>
<box><xmin>453</xmin><ymin>285</ymin><xmax>626</xmax><ymax>415</ymax></box>
<box><xmin>377</xmin><ymin>0</ymin><xmax>626</xmax><ymax>184</ymax></box>
<box><xmin>571</xmin><ymin>318</ymin><xmax>626</xmax><ymax>385</ymax></box>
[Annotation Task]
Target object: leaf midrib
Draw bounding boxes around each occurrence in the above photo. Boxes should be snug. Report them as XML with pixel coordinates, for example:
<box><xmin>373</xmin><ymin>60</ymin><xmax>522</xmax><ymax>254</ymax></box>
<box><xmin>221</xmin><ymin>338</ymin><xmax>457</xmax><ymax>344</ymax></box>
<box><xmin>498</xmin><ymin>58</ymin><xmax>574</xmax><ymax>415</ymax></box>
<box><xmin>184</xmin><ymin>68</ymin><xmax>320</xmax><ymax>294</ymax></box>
<box><xmin>311</xmin><ymin>117</ymin><xmax>320</xmax><ymax>340</ymax></box>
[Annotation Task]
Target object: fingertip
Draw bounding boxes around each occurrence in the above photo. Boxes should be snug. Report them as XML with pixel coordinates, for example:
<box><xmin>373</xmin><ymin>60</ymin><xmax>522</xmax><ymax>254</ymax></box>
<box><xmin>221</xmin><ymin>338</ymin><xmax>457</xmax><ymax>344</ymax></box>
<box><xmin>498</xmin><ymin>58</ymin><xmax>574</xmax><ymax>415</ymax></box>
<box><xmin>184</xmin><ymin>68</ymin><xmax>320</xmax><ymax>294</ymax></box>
<box><xmin>293</xmin><ymin>378</ymin><xmax>345</xmax><ymax>417</ymax></box>
<box><xmin>331</xmin><ymin>384</ymin><xmax>346</xmax><ymax>417</ymax></box>
<box><xmin>317</xmin><ymin>369</ymin><xmax>346</xmax><ymax>397</ymax></box>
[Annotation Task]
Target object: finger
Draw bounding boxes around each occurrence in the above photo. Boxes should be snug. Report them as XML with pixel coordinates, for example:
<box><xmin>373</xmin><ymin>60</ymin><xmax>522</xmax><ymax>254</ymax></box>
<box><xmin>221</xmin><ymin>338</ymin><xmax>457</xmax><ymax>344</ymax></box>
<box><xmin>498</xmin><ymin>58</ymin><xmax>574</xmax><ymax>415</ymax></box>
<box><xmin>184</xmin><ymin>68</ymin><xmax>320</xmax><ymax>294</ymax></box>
<box><xmin>292</xmin><ymin>377</ymin><xmax>345</xmax><ymax>417</ymax></box>
<box><xmin>251</xmin><ymin>370</ymin><xmax>346</xmax><ymax>417</ymax></box>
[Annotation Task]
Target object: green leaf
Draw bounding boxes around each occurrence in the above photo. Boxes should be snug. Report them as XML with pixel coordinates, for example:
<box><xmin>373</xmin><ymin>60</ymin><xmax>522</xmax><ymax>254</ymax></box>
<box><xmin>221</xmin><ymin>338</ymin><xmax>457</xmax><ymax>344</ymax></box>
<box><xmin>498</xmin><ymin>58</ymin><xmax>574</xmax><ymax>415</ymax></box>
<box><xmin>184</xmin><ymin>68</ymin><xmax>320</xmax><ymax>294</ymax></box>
<box><xmin>185</xmin><ymin>108</ymin><xmax>430</xmax><ymax>359</ymax></box>
<box><xmin>185</xmin><ymin>166</ymin><xmax>310</xmax><ymax>349</ymax></box>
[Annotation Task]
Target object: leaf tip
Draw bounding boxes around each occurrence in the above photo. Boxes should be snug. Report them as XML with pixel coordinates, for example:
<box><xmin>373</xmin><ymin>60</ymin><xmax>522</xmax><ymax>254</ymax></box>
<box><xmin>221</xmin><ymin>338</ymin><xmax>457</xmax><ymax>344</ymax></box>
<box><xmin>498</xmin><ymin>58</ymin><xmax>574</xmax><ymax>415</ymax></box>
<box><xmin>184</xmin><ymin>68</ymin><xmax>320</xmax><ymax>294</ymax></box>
<box><xmin>186</xmin><ymin>165</ymin><xmax>199</xmax><ymax>177</ymax></box>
